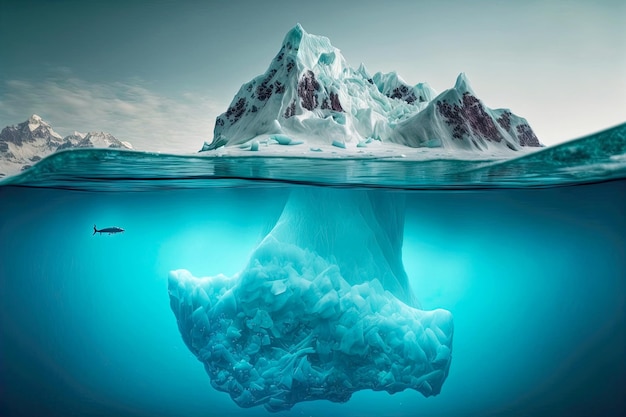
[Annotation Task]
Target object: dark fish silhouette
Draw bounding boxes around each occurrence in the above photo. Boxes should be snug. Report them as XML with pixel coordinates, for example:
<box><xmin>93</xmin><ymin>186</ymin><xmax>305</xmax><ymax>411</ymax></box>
<box><xmin>93</xmin><ymin>224</ymin><xmax>125</xmax><ymax>235</ymax></box>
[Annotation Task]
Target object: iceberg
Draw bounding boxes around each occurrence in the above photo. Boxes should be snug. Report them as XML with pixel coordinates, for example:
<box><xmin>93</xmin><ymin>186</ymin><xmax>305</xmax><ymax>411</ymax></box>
<box><xmin>168</xmin><ymin>189</ymin><xmax>454</xmax><ymax>411</ymax></box>
<box><xmin>200</xmin><ymin>24</ymin><xmax>541</xmax><ymax>154</ymax></box>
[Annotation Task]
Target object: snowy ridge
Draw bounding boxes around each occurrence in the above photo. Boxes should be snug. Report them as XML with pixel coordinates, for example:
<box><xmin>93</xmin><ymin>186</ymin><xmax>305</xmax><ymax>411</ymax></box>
<box><xmin>0</xmin><ymin>115</ymin><xmax>132</xmax><ymax>177</ymax></box>
<box><xmin>389</xmin><ymin>73</ymin><xmax>541</xmax><ymax>150</ymax></box>
<box><xmin>55</xmin><ymin>131</ymin><xmax>132</xmax><ymax>151</ymax></box>
<box><xmin>202</xmin><ymin>24</ymin><xmax>542</xmax><ymax>154</ymax></box>
<box><xmin>371</xmin><ymin>70</ymin><xmax>436</xmax><ymax>105</ymax></box>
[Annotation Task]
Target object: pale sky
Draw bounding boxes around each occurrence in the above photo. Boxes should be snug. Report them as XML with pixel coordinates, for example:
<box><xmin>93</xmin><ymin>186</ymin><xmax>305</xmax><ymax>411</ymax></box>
<box><xmin>1</xmin><ymin>0</ymin><xmax>624</xmax><ymax>152</ymax></box>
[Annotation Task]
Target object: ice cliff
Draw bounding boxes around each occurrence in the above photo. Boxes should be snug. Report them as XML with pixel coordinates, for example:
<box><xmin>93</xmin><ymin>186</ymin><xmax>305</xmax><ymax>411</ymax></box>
<box><xmin>201</xmin><ymin>23</ymin><xmax>541</xmax><ymax>152</ymax></box>
<box><xmin>168</xmin><ymin>189</ymin><xmax>454</xmax><ymax>411</ymax></box>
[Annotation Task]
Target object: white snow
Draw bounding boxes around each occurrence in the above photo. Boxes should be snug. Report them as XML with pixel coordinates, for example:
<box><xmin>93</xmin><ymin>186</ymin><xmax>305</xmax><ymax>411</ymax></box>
<box><xmin>26</xmin><ymin>114</ymin><xmax>63</xmax><ymax>139</ymax></box>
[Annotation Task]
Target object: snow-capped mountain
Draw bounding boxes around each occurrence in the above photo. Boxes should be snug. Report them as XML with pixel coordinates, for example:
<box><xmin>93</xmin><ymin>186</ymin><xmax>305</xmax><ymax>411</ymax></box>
<box><xmin>0</xmin><ymin>115</ymin><xmax>65</xmax><ymax>156</ymax></box>
<box><xmin>201</xmin><ymin>24</ymin><xmax>541</xmax><ymax>153</ymax></box>
<box><xmin>56</xmin><ymin>131</ymin><xmax>133</xmax><ymax>151</ymax></box>
<box><xmin>0</xmin><ymin>115</ymin><xmax>132</xmax><ymax>177</ymax></box>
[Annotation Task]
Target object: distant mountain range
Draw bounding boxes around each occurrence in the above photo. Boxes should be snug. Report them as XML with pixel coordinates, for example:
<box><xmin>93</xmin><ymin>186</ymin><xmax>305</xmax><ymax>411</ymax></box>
<box><xmin>0</xmin><ymin>115</ymin><xmax>132</xmax><ymax>178</ymax></box>
<box><xmin>202</xmin><ymin>24</ymin><xmax>542</xmax><ymax>152</ymax></box>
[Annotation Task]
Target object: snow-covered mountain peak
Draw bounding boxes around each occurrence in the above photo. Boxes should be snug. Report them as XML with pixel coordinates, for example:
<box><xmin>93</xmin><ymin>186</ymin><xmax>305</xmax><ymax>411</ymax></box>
<box><xmin>24</xmin><ymin>114</ymin><xmax>62</xmax><ymax>139</ymax></box>
<box><xmin>28</xmin><ymin>114</ymin><xmax>43</xmax><ymax>124</ymax></box>
<box><xmin>0</xmin><ymin>115</ymin><xmax>63</xmax><ymax>145</ymax></box>
<box><xmin>0</xmin><ymin>117</ymin><xmax>133</xmax><ymax>177</ymax></box>
<box><xmin>28</xmin><ymin>114</ymin><xmax>44</xmax><ymax>130</ymax></box>
<box><xmin>76</xmin><ymin>131</ymin><xmax>133</xmax><ymax>149</ymax></box>
<box><xmin>86</xmin><ymin>131</ymin><xmax>113</xmax><ymax>139</ymax></box>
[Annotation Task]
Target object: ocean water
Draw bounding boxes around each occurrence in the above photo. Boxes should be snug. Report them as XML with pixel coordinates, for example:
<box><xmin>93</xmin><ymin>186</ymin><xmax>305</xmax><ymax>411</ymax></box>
<box><xmin>1</xmin><ymin>124</ymin><xmax>625</xmax><ymax>417</ymax></box>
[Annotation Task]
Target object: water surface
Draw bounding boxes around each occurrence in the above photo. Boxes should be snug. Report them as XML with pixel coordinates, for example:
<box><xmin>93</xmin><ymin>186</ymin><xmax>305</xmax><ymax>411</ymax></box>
<box><xmin>1</xmin><ymin>124</ymin><xmax>625</xmax><ymax>417</ymax></box>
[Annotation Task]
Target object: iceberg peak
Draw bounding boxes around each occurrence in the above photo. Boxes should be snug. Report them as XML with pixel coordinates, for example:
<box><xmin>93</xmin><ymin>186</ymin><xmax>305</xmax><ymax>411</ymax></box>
<box><xmin>281</xmin><ymin>23</ymin><xmax>305</xmax><ymax>49</ymax></box>
<box><xmin>454</xmin><ymin>72</ymin><xmax>474</xmax><ymax>94</ymax></box>
<box><xmin>202</xmin><ymin>26</ymin><xmax>542</xmax><ymax>153</ymax></box>
<box><xmin>278</xmin><ymin>23</ymin><xmax>343</xmax><ymax>73</ymax></box>
<box><xmin>357</xmin><ymin>63</ymin><xmax>371</xmax><ymax>79</ymax></box>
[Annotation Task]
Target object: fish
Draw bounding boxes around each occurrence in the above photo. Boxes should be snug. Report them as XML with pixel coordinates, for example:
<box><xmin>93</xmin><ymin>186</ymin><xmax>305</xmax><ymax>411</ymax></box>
<box><xmin>93</xmin><ymin>224</ymin><xmax>125</xmax><ymax>235</ymax></box>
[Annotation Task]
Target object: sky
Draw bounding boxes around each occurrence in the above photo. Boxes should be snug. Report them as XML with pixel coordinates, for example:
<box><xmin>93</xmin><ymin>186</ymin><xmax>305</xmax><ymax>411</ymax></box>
<box><xmin>0</xmin><ymin>0</ymin><xmax>624</xmax><ymax>152</ymax></box>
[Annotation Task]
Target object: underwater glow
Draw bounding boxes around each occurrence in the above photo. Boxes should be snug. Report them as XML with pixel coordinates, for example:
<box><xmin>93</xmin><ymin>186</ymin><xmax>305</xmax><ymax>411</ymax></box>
<box><xmin>0</xmin><ymin>176</ymin><xmax>624</xmax><ymax>416</ymax></box>
<box><xmin>168</xmin><ymin>188</ymin><xmax>453</xmax><ymax>411</ymax></box>
<box><xmin>0</xmin><ymin>124</ymin><xmax>624</xmax><ymax>417</ymax></box>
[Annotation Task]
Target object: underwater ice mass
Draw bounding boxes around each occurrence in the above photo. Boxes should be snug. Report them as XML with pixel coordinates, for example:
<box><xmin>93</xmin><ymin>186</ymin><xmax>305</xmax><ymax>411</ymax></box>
<box><xmin>168</xmin><ymin>189</ymin><xmax>454</xmax><ymax>411</ymax></box>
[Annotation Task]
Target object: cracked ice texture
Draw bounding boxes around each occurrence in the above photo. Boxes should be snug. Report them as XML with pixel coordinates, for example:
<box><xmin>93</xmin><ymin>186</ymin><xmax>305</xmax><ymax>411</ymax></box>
<box><xmin>168</xmin><ymin>189</ymin><xmax>454</xmax><ymax>411</ymax></box>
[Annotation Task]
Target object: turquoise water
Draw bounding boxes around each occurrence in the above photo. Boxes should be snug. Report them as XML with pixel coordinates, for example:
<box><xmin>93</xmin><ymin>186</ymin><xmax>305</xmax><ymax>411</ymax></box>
<box><xmin>1</xmin><ymin>124</ymin><xmax>625</xmax><ymax>417</ymax></box>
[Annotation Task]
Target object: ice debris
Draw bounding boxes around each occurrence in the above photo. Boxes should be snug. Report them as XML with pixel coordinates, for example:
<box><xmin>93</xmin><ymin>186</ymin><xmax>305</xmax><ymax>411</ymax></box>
<box><xmin>168</xmin><ymin>238</ymin><xmax>453</xmax><ymax>412</ymax></box>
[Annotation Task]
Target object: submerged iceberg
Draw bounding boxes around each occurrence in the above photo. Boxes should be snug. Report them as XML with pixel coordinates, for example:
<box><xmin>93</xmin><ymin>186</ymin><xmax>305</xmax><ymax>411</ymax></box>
<box><xmin>168</xmin><ymin>189</ymin><xmax>454</xmax><ymax>411</ymax></box>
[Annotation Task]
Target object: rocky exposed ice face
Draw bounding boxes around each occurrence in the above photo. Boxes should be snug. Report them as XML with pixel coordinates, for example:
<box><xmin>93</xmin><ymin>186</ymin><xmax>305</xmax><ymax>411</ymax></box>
<box><xmin>390</xmin><ymin>73</ymin><xmax>542</xmax><ymax>150</ymax></box>
<box><xmin>201</xmin><ymin>24</ymin><xmax>541</xmax><ymax>153</ymax></box>
<box><xmin>169</xmin><ymin>189</ymin><xmax>454</xmax><ymax>411</ymax></box>
<box><xmin>0</xmin><ymin>115</ymin><xmax>133</xmax><ymax>177</ymax></box>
